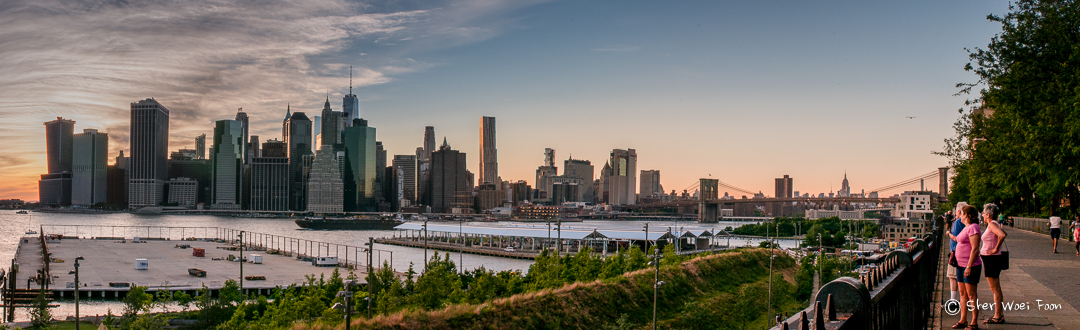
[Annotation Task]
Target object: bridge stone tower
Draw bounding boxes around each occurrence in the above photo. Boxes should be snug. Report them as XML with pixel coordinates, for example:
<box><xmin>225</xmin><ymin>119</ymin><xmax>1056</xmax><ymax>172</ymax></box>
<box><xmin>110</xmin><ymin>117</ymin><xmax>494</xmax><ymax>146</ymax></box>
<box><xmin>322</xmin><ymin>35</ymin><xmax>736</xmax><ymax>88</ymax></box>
<box><xmin>698</xmin><ymin>178</ymin><xmax>719</xmax><ymax>223</ymax></box>
<box><xmin>938</xmin><ymin>167</ymin><xmax>949</xmax><ymax>202</ymax></box>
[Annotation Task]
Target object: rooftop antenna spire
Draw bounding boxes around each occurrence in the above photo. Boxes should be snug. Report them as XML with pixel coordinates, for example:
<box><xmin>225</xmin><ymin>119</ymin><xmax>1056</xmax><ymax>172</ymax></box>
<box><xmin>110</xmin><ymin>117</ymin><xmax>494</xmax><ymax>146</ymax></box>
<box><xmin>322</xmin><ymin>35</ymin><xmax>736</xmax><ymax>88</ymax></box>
<box><xmin>349</xmin><ymin>65</ymin><xmax>353</xmax><ymax>95</ymax></box>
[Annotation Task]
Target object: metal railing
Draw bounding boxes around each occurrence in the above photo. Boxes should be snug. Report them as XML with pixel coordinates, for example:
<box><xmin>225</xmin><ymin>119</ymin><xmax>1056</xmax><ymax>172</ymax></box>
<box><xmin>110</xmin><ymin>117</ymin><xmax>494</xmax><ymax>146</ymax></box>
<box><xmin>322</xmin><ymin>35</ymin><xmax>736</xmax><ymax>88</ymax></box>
<box><xmin>1010</xmin><ymin>217</ymin><xmax>1050</xmax><ymax>234</ymax></box>
<box><xmin>772</xmin><ymin>222</ymin><xmax>943</xmax><ymax>330</ymax></box>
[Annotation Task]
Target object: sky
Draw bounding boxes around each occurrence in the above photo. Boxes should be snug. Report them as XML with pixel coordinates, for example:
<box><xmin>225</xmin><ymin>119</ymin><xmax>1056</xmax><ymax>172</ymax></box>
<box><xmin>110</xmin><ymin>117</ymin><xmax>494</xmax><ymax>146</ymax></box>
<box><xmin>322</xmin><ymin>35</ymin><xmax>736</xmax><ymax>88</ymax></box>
<box><xmin>0</xmin><ymin>0</ymin><xmax>1011</xmax><ymax>201</ymax></box>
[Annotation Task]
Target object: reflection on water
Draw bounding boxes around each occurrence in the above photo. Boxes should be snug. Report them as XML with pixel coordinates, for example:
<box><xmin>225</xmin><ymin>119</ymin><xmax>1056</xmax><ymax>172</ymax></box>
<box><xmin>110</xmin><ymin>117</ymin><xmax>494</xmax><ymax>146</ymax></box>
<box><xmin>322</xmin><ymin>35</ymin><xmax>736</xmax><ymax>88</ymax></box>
<box><xmin>0</xmin><ymin>211</ymin><xmax>778</xmax><ymax>321</ymax></box>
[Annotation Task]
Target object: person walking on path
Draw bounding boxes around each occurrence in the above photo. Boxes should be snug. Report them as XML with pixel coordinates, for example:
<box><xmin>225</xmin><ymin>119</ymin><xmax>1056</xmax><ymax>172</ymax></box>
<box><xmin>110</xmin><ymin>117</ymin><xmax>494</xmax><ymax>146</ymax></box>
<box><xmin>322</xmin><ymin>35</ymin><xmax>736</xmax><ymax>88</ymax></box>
<box><xmin>949</xmin><ymin>204</ymin><xmax>983</xmax><ymax>330</ymax></box>
<box><xmin>1049</xmin><ymin>216</ymin><xmax>1063</xmax><ymax>253</ymax></box>
<box><xmin>1073</xmin><ymin>219</ymin><xmax>1080</xmax><ymax>256</ymax></box>
<box><xmin>980</xmin><ymin>204</ymin><xmax>1007</xmax><ymax>324</ymax></box>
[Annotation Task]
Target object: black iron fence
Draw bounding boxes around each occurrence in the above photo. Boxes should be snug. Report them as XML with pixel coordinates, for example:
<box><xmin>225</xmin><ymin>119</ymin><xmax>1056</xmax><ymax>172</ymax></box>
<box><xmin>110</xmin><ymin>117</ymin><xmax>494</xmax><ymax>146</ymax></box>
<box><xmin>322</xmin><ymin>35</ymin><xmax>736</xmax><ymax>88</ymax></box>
<box><xmin>772</xmin><ymin>221</ymin><xmax>943</xmax><ymax>330</ymax></box>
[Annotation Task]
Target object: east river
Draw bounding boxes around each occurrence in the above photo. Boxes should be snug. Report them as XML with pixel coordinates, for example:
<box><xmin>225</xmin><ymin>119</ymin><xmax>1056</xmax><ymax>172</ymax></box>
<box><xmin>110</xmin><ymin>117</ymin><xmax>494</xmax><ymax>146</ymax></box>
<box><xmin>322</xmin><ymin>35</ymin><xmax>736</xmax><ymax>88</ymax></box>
<box><xmin>0</xmin><ymin>211</ymin><xmax>797</xmax><ymax>321</ymax></box>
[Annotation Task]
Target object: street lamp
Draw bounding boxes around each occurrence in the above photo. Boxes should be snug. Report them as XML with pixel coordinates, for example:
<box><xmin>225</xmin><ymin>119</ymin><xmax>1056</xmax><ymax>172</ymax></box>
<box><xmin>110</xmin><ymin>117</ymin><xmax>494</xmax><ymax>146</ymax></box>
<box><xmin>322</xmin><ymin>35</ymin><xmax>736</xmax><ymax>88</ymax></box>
<box><xmin>74</xmin><ymin>256</ymin><xmax>84</xmax><ymax>330</ymax></box>
<box><xmin>238</xmin><ymin>231</ymin><xmax>244</xmax><ymax>294</ymax></box>
<box><xmin>422</xmin><ymin>220</ymin><xmax>428</xmax><ymax>272</ymax></box>
<box><xmin>768</xmin><ymin>253</ymin><xmax>776</xmax><ymax>328</ymax></box>
<box><xmin>366</xmin><ymin>238</ymin><xmax>374</xmax><ymax>318</ymax></box>
<box><xmin>555</xmin><ymin>218</ymin><xmax>562</xmax><ymax>257</ymax></box>
<box><xmin>651</xmin><ymin>247</ymin><xmax>663</xmax><ymax>330</ymax></box>
<box><xmin>642</xmin><ymin>223</ymin><xmax>650</xmax><ymax>254</ymax></box>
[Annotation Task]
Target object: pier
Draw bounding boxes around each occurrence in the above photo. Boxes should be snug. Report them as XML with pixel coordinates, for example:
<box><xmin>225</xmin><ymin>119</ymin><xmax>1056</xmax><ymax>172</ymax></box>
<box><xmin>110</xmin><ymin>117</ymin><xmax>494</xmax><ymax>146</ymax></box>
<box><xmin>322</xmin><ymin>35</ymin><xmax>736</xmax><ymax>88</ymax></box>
<box><xmin>378</xmin><ymin>222</ymin><xmax>737</xmax><ymax>260</ymax></box>
<box><xmin>1</xmin><ymin>225</ymin><xmax>397</xmax><ymax>322</ymax></box>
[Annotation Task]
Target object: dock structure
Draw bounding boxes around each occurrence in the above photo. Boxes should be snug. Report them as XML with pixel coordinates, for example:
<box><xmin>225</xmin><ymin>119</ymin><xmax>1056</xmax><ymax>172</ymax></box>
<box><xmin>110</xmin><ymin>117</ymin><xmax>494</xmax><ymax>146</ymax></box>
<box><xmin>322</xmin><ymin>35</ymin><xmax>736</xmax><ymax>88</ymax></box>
<box><xmin>379</xmin><ymin>222</ymin><xmax>733</xmax><ymax>259</ymax></box>
<box><xmin>2</xmin><ymin>225</ymin><xmax>397</xmax><ymax>322</ymax></box>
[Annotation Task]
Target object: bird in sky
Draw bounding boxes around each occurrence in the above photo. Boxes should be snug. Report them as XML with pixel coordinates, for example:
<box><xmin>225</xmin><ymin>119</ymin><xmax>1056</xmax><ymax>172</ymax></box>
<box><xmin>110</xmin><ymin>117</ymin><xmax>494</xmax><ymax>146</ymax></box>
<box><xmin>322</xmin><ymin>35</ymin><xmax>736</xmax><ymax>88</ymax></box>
<box><xmin>906</xmin><ymin>116</ymin><xmax>916</xmax><ymax>119</ymax></box>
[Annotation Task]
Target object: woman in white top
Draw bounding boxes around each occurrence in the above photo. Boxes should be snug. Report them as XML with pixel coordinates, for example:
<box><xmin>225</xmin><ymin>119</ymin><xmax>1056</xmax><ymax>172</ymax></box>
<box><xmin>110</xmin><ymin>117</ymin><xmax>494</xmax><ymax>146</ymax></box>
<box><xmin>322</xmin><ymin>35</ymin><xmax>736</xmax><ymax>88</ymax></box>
<box><xmin>981</xmin><ymin>204</ymin><xmax>1007</xmax><ymax>324</ymax></box>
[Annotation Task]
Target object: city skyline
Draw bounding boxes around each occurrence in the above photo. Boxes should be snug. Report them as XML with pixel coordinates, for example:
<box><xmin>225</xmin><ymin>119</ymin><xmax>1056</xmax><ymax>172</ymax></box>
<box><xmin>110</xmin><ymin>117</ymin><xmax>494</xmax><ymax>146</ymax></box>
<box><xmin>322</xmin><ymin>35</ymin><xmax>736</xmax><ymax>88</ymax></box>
<box><xmin>0</xmin><ymin>1</ymin><xmax>1011</xmax><ymax>201</ymax></box>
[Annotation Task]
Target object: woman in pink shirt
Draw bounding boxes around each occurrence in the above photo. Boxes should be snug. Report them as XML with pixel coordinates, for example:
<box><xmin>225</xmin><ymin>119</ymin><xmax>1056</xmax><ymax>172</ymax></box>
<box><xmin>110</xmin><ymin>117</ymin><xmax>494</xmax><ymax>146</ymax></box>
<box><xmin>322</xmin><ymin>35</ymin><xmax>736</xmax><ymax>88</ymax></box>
<box><xmin>948</xmin><ymin>204</ymin><xmax>982</xmax><ymax>329</ymax></box>
<box><xmin>980</xmin><ymin>204</ymin><xmax>1007</xmax><ymax>324</ymax></box>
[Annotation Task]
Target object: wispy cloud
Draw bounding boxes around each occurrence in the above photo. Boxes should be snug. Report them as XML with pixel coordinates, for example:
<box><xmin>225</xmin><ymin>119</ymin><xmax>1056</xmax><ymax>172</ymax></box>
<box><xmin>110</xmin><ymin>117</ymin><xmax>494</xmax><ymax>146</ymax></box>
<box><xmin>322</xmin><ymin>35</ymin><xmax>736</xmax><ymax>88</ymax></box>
<box><xmin>0</xmin><ymin>0</ymin><xmax>547</xmax><ymax>200</ymax></box>
<box><xmin>592</xmin><ymin>45</ymin><xmax>641</xmax><ymax>52</ymax></box>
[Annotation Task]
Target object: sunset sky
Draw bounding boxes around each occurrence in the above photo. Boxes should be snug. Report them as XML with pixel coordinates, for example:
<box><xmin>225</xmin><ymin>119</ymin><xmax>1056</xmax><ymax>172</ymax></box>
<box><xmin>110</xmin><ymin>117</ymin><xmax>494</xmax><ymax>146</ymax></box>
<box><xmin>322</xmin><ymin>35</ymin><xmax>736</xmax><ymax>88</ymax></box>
<box><xmin>0</xmin><ymin>0</ymin><xmax>1009</xmax><ymax>201</ymax></box>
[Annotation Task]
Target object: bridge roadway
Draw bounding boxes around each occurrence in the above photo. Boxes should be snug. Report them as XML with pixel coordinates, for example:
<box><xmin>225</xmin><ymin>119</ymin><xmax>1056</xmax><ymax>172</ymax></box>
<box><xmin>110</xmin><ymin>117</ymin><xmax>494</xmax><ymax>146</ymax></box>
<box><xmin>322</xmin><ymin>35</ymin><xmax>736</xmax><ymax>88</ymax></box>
<box><xmin>934</xmin><ymin>226</ymin><xmax>1080</xmax><ymax>329</ymax></box>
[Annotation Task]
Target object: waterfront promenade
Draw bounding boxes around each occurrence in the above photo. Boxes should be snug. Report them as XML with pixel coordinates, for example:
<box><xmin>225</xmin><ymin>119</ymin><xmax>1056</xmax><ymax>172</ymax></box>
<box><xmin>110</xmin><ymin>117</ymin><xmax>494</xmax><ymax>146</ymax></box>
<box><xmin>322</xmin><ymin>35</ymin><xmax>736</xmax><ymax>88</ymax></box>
<box><xmin>935</xmin><ymin>227</ymin><xmax>1080</xmax><ymax>329</ymax></box>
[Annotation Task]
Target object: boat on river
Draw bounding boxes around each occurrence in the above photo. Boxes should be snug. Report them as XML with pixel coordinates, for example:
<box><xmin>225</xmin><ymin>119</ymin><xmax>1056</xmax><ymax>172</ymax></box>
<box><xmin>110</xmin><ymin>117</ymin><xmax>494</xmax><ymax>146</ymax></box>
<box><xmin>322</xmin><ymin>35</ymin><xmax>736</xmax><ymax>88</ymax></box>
<box><xmin>294</xmin><ymin>214</ymin><xmax>405</xmax><ymax>230</ymax></box>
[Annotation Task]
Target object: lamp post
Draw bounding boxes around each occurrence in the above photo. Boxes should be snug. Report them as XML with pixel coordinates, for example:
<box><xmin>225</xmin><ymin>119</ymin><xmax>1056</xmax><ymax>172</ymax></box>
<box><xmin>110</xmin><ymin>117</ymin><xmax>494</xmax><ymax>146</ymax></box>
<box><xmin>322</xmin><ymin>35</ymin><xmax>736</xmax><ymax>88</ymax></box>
<box><xmin>238</xmin><ymin>231</ymin><xmax>244</xmax><ymax>294</ymax></box>
<box><xmin>459</xmin><ymin>219</ymin><xmax>464</xmax><ymax>274</ymax></box>
<box><xmin>555</xmin><ymin>218</ymin><xmax>562</xmax><ymax>257</ymax></box>
<box><xmin>768</xmin><ymin>253</ymin><xmax>776</xmax><ymax>328</ymax></box>
<box><xmin>651</xmin><ymin>247</ymin><xmax>663</xmax><ymax>330</ymax></box>
<box><xmin>642</xmin><ymin>223</ymin><xmax>650</xmax><ymax>254</ymax></box>
<box><xmin>422</xmin><ymin>220</ymin><xmax>428</xmax><ymax>272</ymax></box>
<box><xmin>74</xmin><ymin>256</ymin><xmax>84</xmax><ymax>330</ymax></box>
<box><xmin>340</xmin><ymin>280</ymin><xmax>356</xmax><ymax>330</ymax></box>
<box><xmin>366</xmin><ymin>238</ymin><xmax>374</xmax><ymax>318</ymax></box>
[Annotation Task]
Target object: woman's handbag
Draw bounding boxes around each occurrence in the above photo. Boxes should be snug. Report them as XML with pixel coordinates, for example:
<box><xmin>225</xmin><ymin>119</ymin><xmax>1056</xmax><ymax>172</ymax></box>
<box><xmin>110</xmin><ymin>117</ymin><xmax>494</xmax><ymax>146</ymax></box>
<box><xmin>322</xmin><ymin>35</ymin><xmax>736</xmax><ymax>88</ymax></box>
<box><xmin>999</xmin><ymin>241</ymin><xmax>1009</xmax><ymax>270</ymax></box>
<box><xmin>949</xmin><ymin>251</ymin><xmax>959</xmax><ymax>267</ymax></box>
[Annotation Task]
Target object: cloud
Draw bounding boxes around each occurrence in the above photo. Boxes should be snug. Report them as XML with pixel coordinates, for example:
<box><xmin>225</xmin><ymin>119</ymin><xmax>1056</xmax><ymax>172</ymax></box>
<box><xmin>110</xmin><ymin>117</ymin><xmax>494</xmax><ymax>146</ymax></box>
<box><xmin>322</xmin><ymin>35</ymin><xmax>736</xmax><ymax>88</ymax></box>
<box><xmin>0</xmin><ymin>0</ymin><xmax>547</xmax><ymax>200</ymax></box>
<box><xmin>592</xmin><ymin>45</ymin><xmax>641</xmax><ymax>52</ymax></box>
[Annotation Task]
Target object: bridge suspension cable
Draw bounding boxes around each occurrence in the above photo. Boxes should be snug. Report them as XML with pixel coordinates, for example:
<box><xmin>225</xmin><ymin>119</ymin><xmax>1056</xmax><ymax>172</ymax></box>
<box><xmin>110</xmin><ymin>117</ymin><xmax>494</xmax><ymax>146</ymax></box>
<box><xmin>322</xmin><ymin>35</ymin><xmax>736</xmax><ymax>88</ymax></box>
<box><xmin>867</xmin><ymin>170</ymin><xmax>939</xmax><ymax>194</ymax></box>
<box><xmin>682</xmin><ymin>179</ymin><xmax>756</xmax><ymax>196</ymax></box>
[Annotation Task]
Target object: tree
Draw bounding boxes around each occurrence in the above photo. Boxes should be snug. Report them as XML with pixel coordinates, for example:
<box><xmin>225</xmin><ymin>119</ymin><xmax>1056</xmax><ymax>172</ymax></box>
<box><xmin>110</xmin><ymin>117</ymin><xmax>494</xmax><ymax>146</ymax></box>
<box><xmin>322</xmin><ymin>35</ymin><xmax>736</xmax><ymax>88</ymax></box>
<box><xmin>28</xmin><ymin>288</ymin><xmax>51</xmax><ymax>329</ymax></box>
<box><xmin>943</xmin><ymin>0</ymin><xmax>1080</xmax><ymax>217</ymax></box>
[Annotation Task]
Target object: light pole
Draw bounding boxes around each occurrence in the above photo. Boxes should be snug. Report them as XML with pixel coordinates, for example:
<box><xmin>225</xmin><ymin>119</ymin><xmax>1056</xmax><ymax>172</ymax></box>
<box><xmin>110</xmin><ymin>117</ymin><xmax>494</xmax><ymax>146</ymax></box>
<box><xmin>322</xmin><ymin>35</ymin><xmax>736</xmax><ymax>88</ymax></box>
<box><xmin>768</xmin><ymin>253</ymin><xmax>776</xmax><ymax>328</ymax></box>
<box><xmin>340</xmin><ymin>280</ymin><xmax>356</xmax><ymax>330</ymax></box>
<box><xmin>459</xmin><ymin>219</ymin><xmax>464</xmax><ymax>274</ymax></box>
<box><xmin>642</xmin><ymin>223</ymin><xmax>650</xmax><ymax>254</ymax></box>
<box><xmin>422</xmin><ymin>220</ymin><xmax>428</xmax><ymax>272</ymax></box>
<box><xmin>651</xmin><ymin>247</ymin><xmax>663</xmax><ymax>330</ymax></box>
<box><xmin>366</xmin><ymin>238</ymin><xmax>374</xmax><ymax>318</ymax></box>
<box><xmin>238</xmin><ymin>231</ymin><xmax>244</xmax><ymax>294</ymax></box>
<box><xmin>74</xmin><ymin>256</ymin><xmax>84</xmax><ymax>330</ymax></box>
<box><xmin>555</xmin><ymin>218</ymin><xmax>562</xmax><ymax>257</ymax></box>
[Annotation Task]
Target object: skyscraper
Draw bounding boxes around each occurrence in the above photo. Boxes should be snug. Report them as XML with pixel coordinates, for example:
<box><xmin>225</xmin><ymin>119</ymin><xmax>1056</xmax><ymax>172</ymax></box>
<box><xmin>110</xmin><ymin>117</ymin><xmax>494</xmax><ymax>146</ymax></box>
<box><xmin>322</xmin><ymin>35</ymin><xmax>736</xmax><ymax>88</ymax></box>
<box><xmin>320</xmin><ymin>98</ymin><xmax>345</xmax><ymax>146</ymax></box>
<box><xmin>839</xmin><ymin>172</ymin><xmax>851</xmax><ymax>197</ymax></box>
<box><xmin>251</xmin><ymin>139</ymin><xmax>289</xmax><ymax>211</ymax></box>
<box><xmin>43</xmin><ymin>117</ymin><xmax>75</xmax><ymax>174</ymax></box>
<box><xmin>343</xmin><ymin>118</ymin><xmax>377</xmax><ymax>211</ymax></box>
<box><xmin>479</xmin><ymin>116</ymin><xmax>498</xmax><ymax>185</ymax></box>
<box><xmin>72</xmin><ymin>129</ymin><xmax>108</xmax><ymax>206</ymax></box>
<box><xmin>775</xmin><ymin>175</ymin><xmax>793</xmax><ymax>198</ymax></box>
<box><xmin>234</xmin><ymin>108</ymin><xmax>249</xmax><ymax>163</ymax></box>
<box><xmin>195</xmin><ymin>134</ymin><xmax>206</xmax><ymax>159</ymax></box>
<box><xmin>211</xmin><ymin>120</ymin><xmax>243</xmax><ymax>209</ymax></box>
<box><xmin>307</xmin><ymin>148</ymin><xmax>344</xmax><ymax>213</ymax></box>
<box><xmin>535</xmin><ymin>148</ymin><xmax>557</xmax><ymax>199</ymax></box>
<box><xmin>284</xmin><ymin>108</ymin><xmax>313</xmax><ymax>211</ymax></box>
<box><xmin>129</xmin><ymin>98</ymin><xmax>170</xmax><ymax>208</ymax></box>
<box><xmin>564</xmin><ymin>158</ymin><xmax>594</xmax><ymax>203</ymax></box>
<box><xmin>428</xmin><ymin>139</ymin><xmax>469</xmax><ymax>213</ymax></box>
<box><xmin>375</xmin><ymin>141</ymin><xmax>388</xmax><ymax>210</ymax></box>
<box><xmin>392</xmin><ymin>155</ymin><xmax>417</xmax><ymax>204</ymax></box>
<box><xmin>249</xmin><ymin>135</ymin><xmax>261</xmax><ymax>159</ymax></box>
<box><xmin>423</xmin><ymin>126</ymin><xmax>435</xmax><ymax>160</ymax></box>
<box><xmin>40</xmin><ymin>117</ymin><xmax>76</xmax><ymax>206</ymax></box>
<box><xmin>168</xmin><ymin>152</ymin><xmax>210</xmax><ymax>207</ymax></box>
<box><xmin>639</xmin><ymin>170</ymin><xmax>661</xmax><ymax>199</ymax></box>
<box><xmin>607</xmin><ymin>149</ymin><xmax>637</xmax><ymax>205</ymax></box>
<box><xmin>312</xmin><ymin>115</ymin><xmax>321</xmax><ymax>150</ymax></box>
<box><xmin>343</xmin><ymin>66</ymin><xmax>359</xmax><ymax>123</ymax></box>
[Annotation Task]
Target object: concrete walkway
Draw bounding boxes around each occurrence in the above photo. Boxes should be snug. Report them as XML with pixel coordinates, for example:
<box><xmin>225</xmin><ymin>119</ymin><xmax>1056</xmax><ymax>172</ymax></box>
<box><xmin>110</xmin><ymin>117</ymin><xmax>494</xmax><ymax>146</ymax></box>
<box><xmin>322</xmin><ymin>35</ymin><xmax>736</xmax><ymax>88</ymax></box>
<box><xmin>936</xmin><ymin>227</ymin><xmax>1080</xmax><ymax>329</ymax></box>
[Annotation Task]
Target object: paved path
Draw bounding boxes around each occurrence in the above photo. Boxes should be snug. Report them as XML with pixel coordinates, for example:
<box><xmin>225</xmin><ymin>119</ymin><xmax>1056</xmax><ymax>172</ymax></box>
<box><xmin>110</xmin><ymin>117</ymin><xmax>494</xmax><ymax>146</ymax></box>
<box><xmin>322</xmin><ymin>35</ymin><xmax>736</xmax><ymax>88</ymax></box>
<box><xmin>937</xmin><ymin>227</ymin><xmax>1080</xmax><ymax>329</ymax></box>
